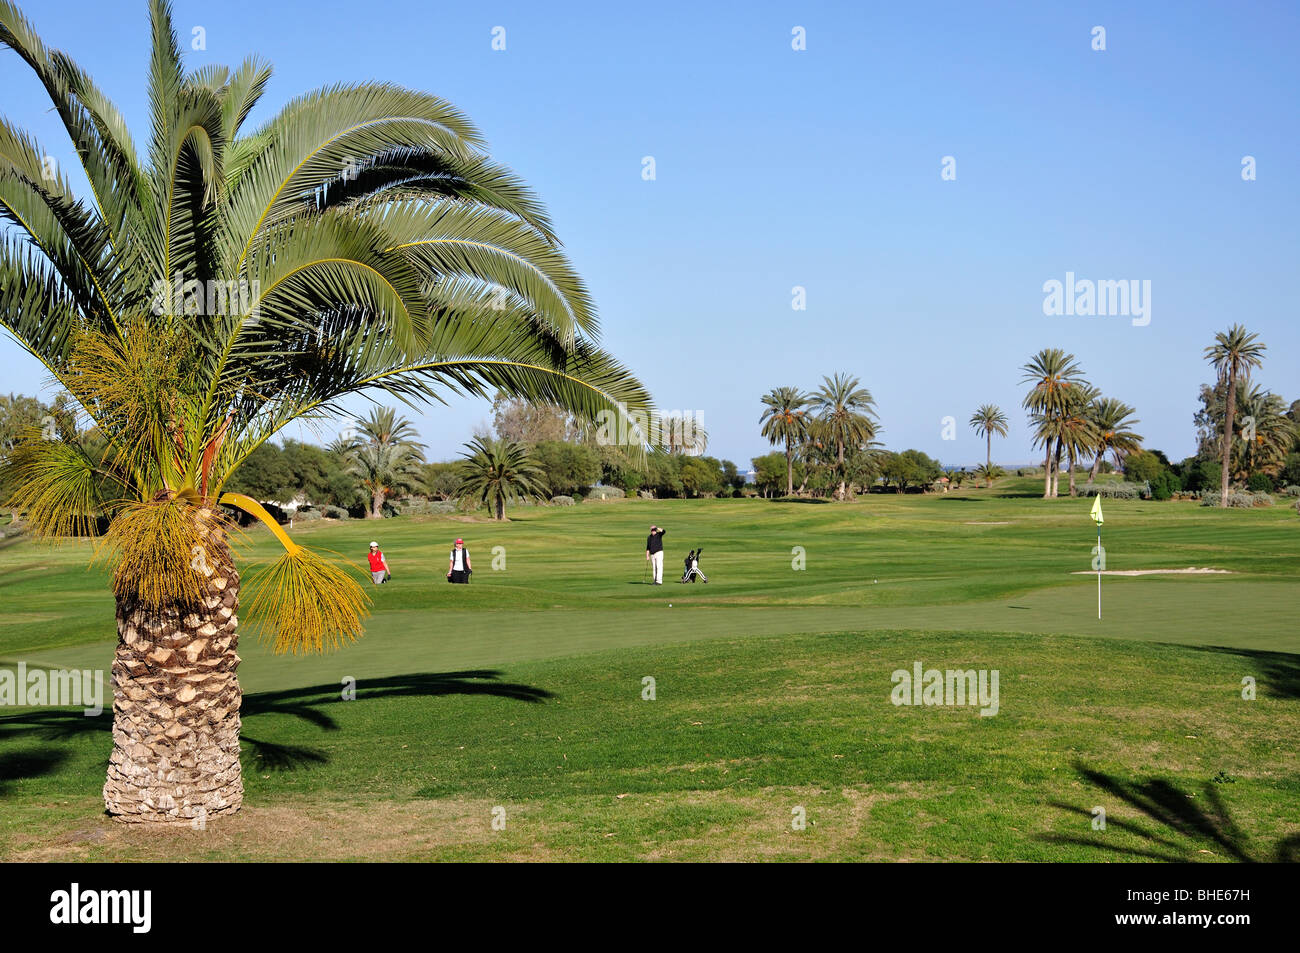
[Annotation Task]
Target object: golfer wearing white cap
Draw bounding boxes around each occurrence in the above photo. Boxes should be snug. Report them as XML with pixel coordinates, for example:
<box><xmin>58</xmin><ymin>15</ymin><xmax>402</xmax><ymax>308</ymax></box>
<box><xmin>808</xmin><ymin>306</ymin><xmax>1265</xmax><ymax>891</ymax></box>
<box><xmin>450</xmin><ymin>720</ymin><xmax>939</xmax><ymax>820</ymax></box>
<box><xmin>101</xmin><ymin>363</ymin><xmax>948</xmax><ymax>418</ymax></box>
<box><xmin>367</xmin><ymin>541</ymin><xmax>390</xmax><ymax>584</ymax></box>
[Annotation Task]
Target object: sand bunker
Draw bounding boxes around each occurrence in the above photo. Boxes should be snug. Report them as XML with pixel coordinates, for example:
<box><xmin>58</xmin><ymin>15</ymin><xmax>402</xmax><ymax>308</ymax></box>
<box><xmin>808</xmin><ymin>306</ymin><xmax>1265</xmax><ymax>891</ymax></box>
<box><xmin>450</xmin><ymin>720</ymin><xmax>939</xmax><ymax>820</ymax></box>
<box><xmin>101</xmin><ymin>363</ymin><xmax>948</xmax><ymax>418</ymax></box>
<box><xmin>1070</xmin><ymin>567</ymin><xmax>1233</xmax><ymax>576</ymax></box>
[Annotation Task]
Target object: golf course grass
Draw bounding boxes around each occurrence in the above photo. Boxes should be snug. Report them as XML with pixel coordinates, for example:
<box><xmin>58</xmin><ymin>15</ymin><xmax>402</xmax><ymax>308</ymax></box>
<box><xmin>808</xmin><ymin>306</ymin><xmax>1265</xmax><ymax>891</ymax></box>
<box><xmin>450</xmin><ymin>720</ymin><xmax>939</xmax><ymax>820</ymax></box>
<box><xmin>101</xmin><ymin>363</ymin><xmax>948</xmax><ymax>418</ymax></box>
<box><xmin>2</xmin><ymin>478</ymin><xmax>1297</xmax><ymax>861</ymax></box>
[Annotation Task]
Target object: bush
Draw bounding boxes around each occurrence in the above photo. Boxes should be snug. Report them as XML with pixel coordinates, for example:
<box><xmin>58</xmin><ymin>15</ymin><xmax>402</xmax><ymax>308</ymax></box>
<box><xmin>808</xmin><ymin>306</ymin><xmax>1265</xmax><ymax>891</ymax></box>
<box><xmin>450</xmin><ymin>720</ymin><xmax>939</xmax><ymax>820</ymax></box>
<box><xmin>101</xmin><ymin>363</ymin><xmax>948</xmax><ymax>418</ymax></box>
<box><xmin>322</xmin><ymin>505</ymin><xmax>350</xmax><ymax>520</ymax></box>
<box><xmin>1177</xmin><ymin>457</ymin><xmax>1221</xmax><ymax>493</ymax></box>
<box><xmin>292</xmin><ymin>507</ymin><xmax>323</xmax><ymax>522</ymax></box>
<box><xmin>400</xmin><ymin>499</ymin><xmax>458</xmax><ymax>515</ymax></box>
<box><xmin>1280</xmin><ymin>453</ymin><xmax>1300</xmax><ymax>488</ymax></box>
<box><xmin>1123</xmin><ymin>451</ymin><xmax>1164</xmax><ymax>485</ymax></box>
<box><xmin>1200</xmin><ymin>489</ymin><xmax>1273</xmax><ymax>508</ymax></box>
<box><xmin>1079</xmin><ymin>481</ymin><xmax>1142</xmax><ymax>499</ymax></box>
<box><xmin>1246</xmin><ymin>472</ymin><xmax>1274</xmax><ymax>492</ymax></box>
<box><xmin>550</xmin><ymin>495</ymin><xmax>576</xmax><ymax>506</ymax></box>
<box><xmin>1282</xmin><ymin>485</ymin><xmax>1300</xmax><ymax>498</ymax></box>
<box><xmin>584</xmin><ymin>485</ymin><xmax>623</xmax><ymax>501</ymax></box>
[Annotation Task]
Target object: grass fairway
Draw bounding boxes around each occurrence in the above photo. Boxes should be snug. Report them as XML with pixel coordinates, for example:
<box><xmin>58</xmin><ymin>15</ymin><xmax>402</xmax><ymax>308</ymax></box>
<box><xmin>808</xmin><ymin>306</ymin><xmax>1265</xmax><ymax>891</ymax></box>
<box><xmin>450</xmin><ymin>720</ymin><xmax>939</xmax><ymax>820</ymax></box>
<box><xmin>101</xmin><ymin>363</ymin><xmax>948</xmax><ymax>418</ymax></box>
<box><xmin>2</xmin><ymin>479</ymin><xmax>1298</xmax><ymax>861</ymax></box>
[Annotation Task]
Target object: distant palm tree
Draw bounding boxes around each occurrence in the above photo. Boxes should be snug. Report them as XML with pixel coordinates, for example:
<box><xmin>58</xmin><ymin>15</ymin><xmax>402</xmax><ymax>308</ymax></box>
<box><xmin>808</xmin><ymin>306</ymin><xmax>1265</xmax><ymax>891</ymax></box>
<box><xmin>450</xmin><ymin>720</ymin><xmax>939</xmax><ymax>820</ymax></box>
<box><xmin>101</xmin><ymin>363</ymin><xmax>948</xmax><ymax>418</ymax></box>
<box><xmin>457</xmin><ymin>436</ymin><xmax>546</xmax><ymax>520</ymax></box>
<box><xmin>795</xmin><ymin>419</ymin><xmax>830</xmax><ymax>495</ymax></box>
<box><xmin>1021</xmin><ymin>349</ymin><xmax>1086</xmax><ymax>498</ymax></box>
<box><xmin>342</xmin><ymin>407</ymin><xmax>426</xmax><ymax>518</ymax></box>
<box><xmin>975</xmin><ymin>462</ymin><xmax>1003</xmax><ymax>488</ymax></box>
<box><xmin>1087</xmin><ymin>398</ymin><xmax>1142</xmax><ymax>483</ymax></box>
<box><xmin>759</xmin><ymin>386</ymin><xmax>812</xmax><ymax>496</ymax></box>
<box><xmin>1233</xmin><ymin>382</ymin><xmax>1295</xmax><ymax>481</ymax></box>
<box><xmin>1205</xmin><ymin>326</ymin><xmax>1266</xmax><ymax>506</ymax></box>
<box><xmin>968</xmin><ymin>404</ymin><xmax>1009</xmax><ymax>473</ymax></box>
<box><xmin>812</xmin><ymin>373</ymin><xmax>878</xmax><ymax>501</ymax></box>
<box><xmin>1057</xmin><ymin>384</ymin><xmax>1101</xmax><ymax>497</ymax></box>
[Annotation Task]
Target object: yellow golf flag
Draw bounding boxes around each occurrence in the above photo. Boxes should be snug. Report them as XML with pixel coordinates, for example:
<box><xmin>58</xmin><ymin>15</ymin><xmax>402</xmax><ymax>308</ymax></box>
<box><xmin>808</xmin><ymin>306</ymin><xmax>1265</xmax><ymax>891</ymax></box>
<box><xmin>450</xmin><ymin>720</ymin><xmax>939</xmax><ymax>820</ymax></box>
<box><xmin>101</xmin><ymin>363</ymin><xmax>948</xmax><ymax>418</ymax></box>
<box><xmin>1090</xmin><ymin>495</ymin><xmax>1104</xmax><ymax>524</ymax></box>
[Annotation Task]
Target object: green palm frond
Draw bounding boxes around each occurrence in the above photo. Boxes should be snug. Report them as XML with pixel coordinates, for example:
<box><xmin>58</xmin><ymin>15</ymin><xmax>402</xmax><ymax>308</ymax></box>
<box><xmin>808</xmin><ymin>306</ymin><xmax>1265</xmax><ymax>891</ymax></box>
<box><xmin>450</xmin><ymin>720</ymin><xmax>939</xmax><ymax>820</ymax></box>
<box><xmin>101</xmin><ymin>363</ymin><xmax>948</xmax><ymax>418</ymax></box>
<box><xmin>0</xmin><ymin>424</ymin><xmax>109</xmax><ymax>538</ymax></box>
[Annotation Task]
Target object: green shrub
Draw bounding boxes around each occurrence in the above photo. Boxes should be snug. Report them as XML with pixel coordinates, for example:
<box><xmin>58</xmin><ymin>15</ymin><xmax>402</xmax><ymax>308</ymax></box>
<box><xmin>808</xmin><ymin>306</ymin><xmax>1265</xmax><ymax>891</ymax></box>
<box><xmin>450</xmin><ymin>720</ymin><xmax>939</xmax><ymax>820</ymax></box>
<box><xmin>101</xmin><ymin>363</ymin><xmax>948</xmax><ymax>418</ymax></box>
<box><xmin>1246</xmin><ymin>472</ymin><xmax>1274</xmax><ymax>492</ymax></box>
<box><xmin>322</xmin><ymin>505</ymin><xmax>350</xmax><ymax>519</ymax></box>
<box><xmin>1280</xmin><ymin>453</ymin><xmax>1300</xmax><ymax>488</ymax></box>
<box><xmin>550</xmin><ymin>495</ymin><xmax>576</xmax><ymax>506</ymax></box>
<box><xmin>399</xmin><ymin>500</ymin><xmax>458</xmax><ymax>515</ymax></box>
<box><xmin>1282</xmin><ymin>485</ymin><xmax>1300</xmax><ymax>498</ymax></box>
<box><xmin>292</xmin><ymin>507</ymin><xmax>323</xmax><ymax>522</ymax></box>
<box><xmin>1080</xmin><ymin>482</ymin><xmax>1142</xmax><ymax>499</ymax></box>
<box><xmin>1200</xmin><ymin>489</ymin><xmax>1273</xmax><ymax>508</ymax></box>
<box><xmin>584</xmin><ymin>485</ymin><xmax>623</xmax><ymax>501</ymax></box>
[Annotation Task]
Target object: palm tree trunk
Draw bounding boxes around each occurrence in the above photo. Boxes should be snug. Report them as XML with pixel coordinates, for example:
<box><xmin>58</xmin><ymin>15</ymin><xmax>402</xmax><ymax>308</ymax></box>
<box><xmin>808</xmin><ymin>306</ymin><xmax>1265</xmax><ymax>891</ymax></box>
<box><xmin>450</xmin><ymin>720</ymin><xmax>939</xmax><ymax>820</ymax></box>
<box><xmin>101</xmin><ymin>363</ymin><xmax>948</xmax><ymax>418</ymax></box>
<box><xmin>785</xmin><ymin>439</ymin><xmax>793</xmax><ymax>497</ymax></box>
<box><xmin>1043</xmin><ymin>447</ymin><xmax>1053</xmax><ymax>498</ymax></box>
<box><xmin>1052</xmin><ymin>440</ymin><xmax>1064</xmax><ymax>498</ymax></box>
<box><xmin>837</xmin><ymin>442</ymin><xmax>846</xmax><ymax>501</ymax></box>
<box><xmin>104</xmin><ymin>527</ymin><xmax>243</xmax><ymax>823</ymax></box>
<box><xmin>986</xmin><ymin>432</ymin><xmax>992</xmax><ymax>472</ymax></box>
<box><xmin>1088</xmin><ymin>452</ymin><xmax>1102</xmax><ymax>484</ymax></box>
<box><xmin>495</xmin><ymin>495</ymin><xmax>504</xmax><ymax>520</ymax></box>
<box><xmin>1067</xmin><ymin>446</ymin><xmax>1077</xmax><ymax>497</ymax></box>
<box><xmin>1221</xmin><ymin>373</ymin><xmax>1237</xmax><ymax>507</ymax></box>
<box><xmin>368</xmin><ymin>487</ymin><xmax>385</xmax><ymax>519</ymax></box>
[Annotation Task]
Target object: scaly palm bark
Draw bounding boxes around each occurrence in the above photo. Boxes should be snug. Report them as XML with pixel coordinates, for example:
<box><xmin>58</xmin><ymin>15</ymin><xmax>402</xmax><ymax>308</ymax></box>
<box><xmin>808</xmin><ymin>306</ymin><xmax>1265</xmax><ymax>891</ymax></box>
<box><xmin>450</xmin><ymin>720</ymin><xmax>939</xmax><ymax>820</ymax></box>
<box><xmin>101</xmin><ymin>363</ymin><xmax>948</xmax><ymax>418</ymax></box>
<box><xmin>105</xmin><ymin>515</ymin><xmax>241</xmax><ymax>822</ymax></box>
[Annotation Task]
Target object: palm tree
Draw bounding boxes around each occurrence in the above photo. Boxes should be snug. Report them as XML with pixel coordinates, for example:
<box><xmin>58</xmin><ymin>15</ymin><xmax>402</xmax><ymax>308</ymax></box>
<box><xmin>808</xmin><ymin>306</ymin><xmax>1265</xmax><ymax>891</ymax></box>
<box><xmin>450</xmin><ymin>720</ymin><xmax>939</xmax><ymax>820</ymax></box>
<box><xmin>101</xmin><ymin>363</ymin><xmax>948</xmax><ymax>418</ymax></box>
<box><xmin>1204</xmin><ymin>325</ymin><xmax>1266</xmax><ymax>506</ymax></box>
<box><xmin>1086</xmin><ymin>398</ymin><xmax>1142</xmax><ymax>483</ymax></box>
<box><xmin>968</xmin><ymin>404</ymin><xmax>1008</xmax><ymax>473</ymax></box>
<box><xmin>346</xmin><ymin>407</ymin><xmax>426</xmax><ymax>518</ymax></box>
<box><xmin>457</xmin><ymin>436</ymin><xmax>546</xmax><ymax>519</ymax></box>
<box><xmin>1021</xmin><ymin>349</ymin><xmax>1085</xmax><ymax>498</ymax></box>
<box><xmin>975</xmin><ymin>462</ymin><xmax>1003</xmax><ymax>488</ymax></box>
<box><xmin>794</xmin><ymin>419</ymin><xmax>829</xmax><ymax>495</ymax></box>
<box><xmin>0</xmin><ymin>0</ymin><xmax>651</xmax><ymax>824</ymax></box>
<box><xmin>812</xmin><ymin>373</ymin><xmax>878</xmax><ymax>501</ymax></box>
<box><xmin>1057</xmin><ymin>384</ymin><xmax>1101</xmax><ymax>497</ymax></box>
<box><xmin>1233</xmin><ymin>383</ymin><xmax>1295</xmax><ymax>481</ymax></box>
<box><xmin>759</xmin><ymin>386</ymin><xmax>811</xmax><ymax>496</ymax></box>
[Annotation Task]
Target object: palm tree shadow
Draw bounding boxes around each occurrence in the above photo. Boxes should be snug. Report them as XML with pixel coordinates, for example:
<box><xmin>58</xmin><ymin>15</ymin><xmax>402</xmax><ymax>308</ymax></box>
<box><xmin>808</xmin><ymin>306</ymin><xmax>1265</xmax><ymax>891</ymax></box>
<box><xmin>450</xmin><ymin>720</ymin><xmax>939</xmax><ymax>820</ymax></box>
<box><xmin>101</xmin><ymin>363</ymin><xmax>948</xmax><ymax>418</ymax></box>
<box><xmin>0</xmin><ymin>672</ymin><xmax>554</xmax><ymax>778</ymax></box>
<box><xmin>0</xmin><ymin>708</ymin><xmax>111</xmax><ymax>742</ymax></box>
<box><xmin>242</xmin><ymin>669</ymin><xmax>554</xmax><ymax>730</ymax></box>
<box><xmin>0</xmin><ymin>747</ymin><xmax>70</xmax><ymax>794</ymax></box>
<box><xmin>240</xmin><ymin>736</ymin><xmax>329</xmax><ymax>773</ymax></box>
<box><xmin>1040</xmin><ymin>762</ymin><xmax>1296</xmax><ymax>862</ymax></box>
<box><xmin>1182</xmin><ymin>645</ymin><xmax>1300</xmax><ymax>701</ymax></box>
<box><xmin>231</xmin><ymin>670</ymin><xmax>554</xmax><ymax>773</ymax></box>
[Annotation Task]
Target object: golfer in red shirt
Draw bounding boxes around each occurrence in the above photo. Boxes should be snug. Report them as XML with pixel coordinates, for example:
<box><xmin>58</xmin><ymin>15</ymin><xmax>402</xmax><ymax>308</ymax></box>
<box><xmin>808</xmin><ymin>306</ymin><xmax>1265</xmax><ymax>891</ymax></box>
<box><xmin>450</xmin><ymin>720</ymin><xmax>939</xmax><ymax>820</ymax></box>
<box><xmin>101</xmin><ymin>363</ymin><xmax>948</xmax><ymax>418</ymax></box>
<box><xmin>367</xmin><ymin>541</ymin><xmax>390</xmax><ymax>584</ymax></box>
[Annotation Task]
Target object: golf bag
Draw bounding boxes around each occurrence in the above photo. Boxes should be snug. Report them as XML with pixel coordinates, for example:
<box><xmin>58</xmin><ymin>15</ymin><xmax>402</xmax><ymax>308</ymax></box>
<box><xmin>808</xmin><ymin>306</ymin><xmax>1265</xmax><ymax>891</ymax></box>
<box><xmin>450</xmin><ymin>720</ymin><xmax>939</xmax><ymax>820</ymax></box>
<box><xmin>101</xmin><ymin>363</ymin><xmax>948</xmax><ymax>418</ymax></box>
<box><xmin>680</xmin><ymin>548</ymin><xmax>707</xmax><ymax>583</ymax></box>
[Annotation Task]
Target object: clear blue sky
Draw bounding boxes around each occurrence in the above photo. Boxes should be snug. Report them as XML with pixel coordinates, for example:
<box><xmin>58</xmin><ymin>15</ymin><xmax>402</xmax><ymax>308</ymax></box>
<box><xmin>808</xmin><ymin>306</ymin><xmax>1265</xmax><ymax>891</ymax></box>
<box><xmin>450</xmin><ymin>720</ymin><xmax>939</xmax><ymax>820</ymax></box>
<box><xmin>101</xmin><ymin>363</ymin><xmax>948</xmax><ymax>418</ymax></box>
<box><xmin>2</xmin><ymin>0</ymin><xmax>1297</xmax><ymax>467</ymax></box>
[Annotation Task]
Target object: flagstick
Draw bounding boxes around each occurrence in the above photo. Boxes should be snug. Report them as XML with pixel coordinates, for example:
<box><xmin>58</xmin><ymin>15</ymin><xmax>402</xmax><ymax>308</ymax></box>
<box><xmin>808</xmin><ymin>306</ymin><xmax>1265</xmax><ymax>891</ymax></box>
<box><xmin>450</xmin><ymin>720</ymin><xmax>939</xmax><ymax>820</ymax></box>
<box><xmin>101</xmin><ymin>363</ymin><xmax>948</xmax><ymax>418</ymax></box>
<box><xmin>1097</xmin><ymin>522</ymin><xmax>1102</xmax><ymax>621</ymax></box>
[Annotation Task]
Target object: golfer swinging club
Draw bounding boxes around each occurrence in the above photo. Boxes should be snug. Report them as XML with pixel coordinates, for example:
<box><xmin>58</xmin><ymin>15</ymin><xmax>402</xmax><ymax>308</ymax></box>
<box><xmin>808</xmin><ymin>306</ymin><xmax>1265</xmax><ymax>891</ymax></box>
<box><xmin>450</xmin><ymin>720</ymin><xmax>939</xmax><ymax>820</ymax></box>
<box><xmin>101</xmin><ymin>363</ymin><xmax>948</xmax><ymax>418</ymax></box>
<box><xmin>645</xmin><ymin>524</ymin><xmax>666</xmax><ymax>585</ymax></box>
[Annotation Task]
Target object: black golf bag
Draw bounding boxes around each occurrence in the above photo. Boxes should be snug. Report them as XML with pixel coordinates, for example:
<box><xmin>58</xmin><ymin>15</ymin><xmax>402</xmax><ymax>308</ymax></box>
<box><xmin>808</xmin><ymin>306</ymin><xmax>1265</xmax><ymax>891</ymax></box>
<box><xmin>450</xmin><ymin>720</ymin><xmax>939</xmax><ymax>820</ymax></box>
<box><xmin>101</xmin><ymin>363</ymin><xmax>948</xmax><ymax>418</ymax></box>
<box><xmin>680</xmin><ymin>548</ymin><xmax>707</xmax><ymax>583</ymax></box>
